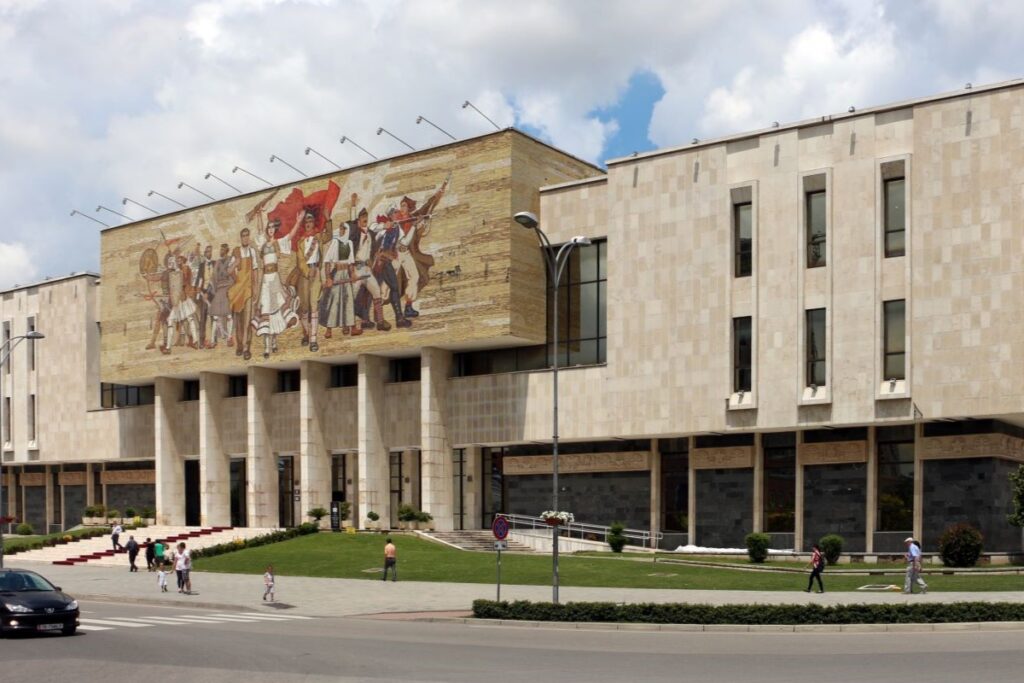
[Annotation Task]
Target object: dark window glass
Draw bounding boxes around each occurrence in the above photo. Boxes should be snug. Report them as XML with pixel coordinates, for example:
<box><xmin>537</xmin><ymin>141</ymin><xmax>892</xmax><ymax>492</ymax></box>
<box><xmin>877</xmin><ymin>431</ymin><xmax>914</xmax><ymax>531</ymax></box>
<box><xmin>182</xmin><ymin>380</ymin><xmax>200</xmax><ymax>402</ymax></box>
<box><xmin>227</xmin><ymin>375</ymin><xmax>248</xmax><ymax>398</ymax></box>
<box><xmin>803</xmin><ymin>427</ymin><xmax>868</xmax><ymax>443</ymax></box>
<box><xmin>806</xmin><ymin>191</ymin><xmax>826</xmax><ymax>268</ymax></box>
<box><xmin>884</xmin><ymin>177</ymin><xmax>906</xmax><ymax>258</ymax></box>
<box><xmin>694</xmin><ymin>433</ymin><xmax>754</xmax><ymax>449</ymax></box>
<box><xmin>806</xmin><ymin>308</ymin><xmax>826</xmax><ymax>387</ymax></box>
<box><xmin>660</xmin><ymin>443</ymin><xmax>689</xmax><ymax>532</ymax></box>
<box><xmin>883</xmin><ymin>299</ymin><xmax>906</xmax><ymax>381</ymax></box>
<box><xmin>331</xmin><ymin>455</ymin><xmax>347</xmax><ymax>502</ymax></box>
<box><xmin>277</xmin><ymin>370</ymin><xmax>300</xmax><ymax>393</ymax></box>
<box><xmin>388</xmin><ymin>358</ymin><xmax>421</xmax><ymax>383</ymax></box>
<box><xmin>27</xmin><ymin>317</ymin><xmax>36</xmax><ymax>372</ymax></box>
<box><xmin>330</xmin><ymin>364</ymin><xmax>358</xmax><ymax>388</ymax></box>
<box><xmin>734</xmin><ymin>202</ymin><xmax>752</xmax><ymax>277</ymax></box>
<box><xmin>733</xmin><ymin>316</ymin><xmax>752</xmax><ymax>392</ymax></box>
<box><xmin>548</xmin><ymin>239</ymin><xmax>606</xmax><ymax>367</ymax></box>
<box><xmin>763</xmin><ymin>434</ymin><xmax>796</xmax><ymax>533</ymax></box>
<box><xmin>100</xmin><ymin>383</ymin><xmax>154</xmax><ymax>408</ymax></box>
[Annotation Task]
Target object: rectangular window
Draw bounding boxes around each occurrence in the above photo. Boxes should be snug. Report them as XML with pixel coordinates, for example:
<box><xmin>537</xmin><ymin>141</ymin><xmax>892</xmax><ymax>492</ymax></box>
<box><xmin>388</xmin><ymin>358</ymin><xmax>421</xmax><ymax>383</ymax></box>
<box><xmin>732</xmin><ymin>316</ymin><xmax>752</xmax><ymax>392</ymax></box>
<box><xmin>805</xmin><ymin>191</ymin><xmax>826</xmax><ymax>268</ymax></box>
<box><xmin>884</xmin><ymin>177</ymin><xmax>906</xmax><ymax>257</ymax></box>
<box><xmin>100</xmin><ymin>383</ymin><xmax>154</xmax><ymax>408</ymax></box>
<box><xmin>547</xmin><ymin>239</ymin><xmax>607</xmax><ymax>367</ymax></box>
<box><xmin>876</xmin><ymin>426</ymin><xmax>914</xmax><ymax>532</ymax></box>
<box><xmin>734</xmin><ymin>202</ymin><xmax>752</xmax><ymax>277</ymax></box>
<box><xmin>805</xmin><ymin>308</ymin><xmax>826</xmax><ymax>387</ymax></box>
<box><xmin>2</xmin><ymin>322</ymin><xmax>9</xmax><ymax>374</ymax></box>
<box><xmin>330</xmin><ymin>364</ymin><xmax>358</xmax><ymax>388</ymax></box>
<box><xmin>763</xmin><ymin>432</ymin><xmax>796</xmax><ymax>533</ymax></box>
<box><xmin>658</xmin><ymin>439</ymin><xmax>689</xmax><ymax>533</ymax></box>
<box><xmin>182</xmin><ymin>380</ymin><xmax>200</xmax><ymax>401</ymax></box>
<box><xmin>227</xmin><ymin>375</ymin><xmax>248</xmax><ymax>398</ymax></box>
<box><xmin>27</xmin><ymin>317</ymin><xmax>36</xmax><ymax>372</ymax></box>
<box><xmin>277</xmin><ymin>370</ymin><xmax>300</xmax><ymax>393</ymax></box>
<box><xmin>3</xmin><ymin>396</ymin><xmax>10</xmax><ymax>444</ymax></box>
<box><xmin>27</xmin><ymin>395</ymin><xmax>35</xmax><ymax>442</ymax></box>
<box><xmin>883</xmin><ymin>300</ymin><xmax>906</xmax><ymax>381</ymax></box>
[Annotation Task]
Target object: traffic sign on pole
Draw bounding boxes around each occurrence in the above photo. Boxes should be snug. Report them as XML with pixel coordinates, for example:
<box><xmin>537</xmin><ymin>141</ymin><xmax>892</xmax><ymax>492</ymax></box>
<box><xmin>492</xmin><ymin>515</ymin><xmax>509</xmax><ymax>541</ymax></box>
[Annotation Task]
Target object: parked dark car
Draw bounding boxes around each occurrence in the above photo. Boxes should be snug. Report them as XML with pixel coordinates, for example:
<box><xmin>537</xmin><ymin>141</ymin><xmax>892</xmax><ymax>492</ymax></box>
<box><xmin>0</xmin><ymin>569</ymin><xmax>79</xmax><ymax>636</ymax></box>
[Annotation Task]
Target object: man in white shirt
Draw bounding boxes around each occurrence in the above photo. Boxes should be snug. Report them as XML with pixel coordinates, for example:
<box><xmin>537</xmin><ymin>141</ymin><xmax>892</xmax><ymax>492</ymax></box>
<box><xmin>111</xmin><ymin>523</ymin><xmax>124</xmax><ymax>551</ymax></box>
<box><xmin>903</xmin><ymin>537</ymin><xmax>928</xmax><ymax>594</ymax></box>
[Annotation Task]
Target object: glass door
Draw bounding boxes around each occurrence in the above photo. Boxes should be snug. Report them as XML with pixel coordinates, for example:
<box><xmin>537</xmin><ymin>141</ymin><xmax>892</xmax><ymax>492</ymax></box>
<box><xmin>452</xmin><ymin>448</ymin><xmax>466</xmax><ymax>530</ymax></box>
<box><xmin>277</xmin><ymin>455</ymin><xmax>294</xmax><ymax>528</ymax></box>
<box><xmin>389</xmin><ymin>452</ymin><xmax>403</xmax><ymax>529</ymax></box>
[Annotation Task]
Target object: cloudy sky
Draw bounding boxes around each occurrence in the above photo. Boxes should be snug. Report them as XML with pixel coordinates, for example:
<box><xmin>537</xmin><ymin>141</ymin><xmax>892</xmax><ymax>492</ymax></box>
<box><xmin>1</xmin><ymin>0</ymin><xmax>1021</xmax><ymax>289</ymax></box>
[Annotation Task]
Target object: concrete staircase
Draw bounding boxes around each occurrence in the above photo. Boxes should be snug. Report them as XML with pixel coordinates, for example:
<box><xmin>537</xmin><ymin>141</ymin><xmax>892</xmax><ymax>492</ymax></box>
<box><xmin>421</xmin><ymin>530</ymin><xmax>533</xmax><ymax>552</ymax></box>
<box><xmin>10</xmin><ymin>526</ymin><xmax>280</xmax><ymax>566</ymax></box>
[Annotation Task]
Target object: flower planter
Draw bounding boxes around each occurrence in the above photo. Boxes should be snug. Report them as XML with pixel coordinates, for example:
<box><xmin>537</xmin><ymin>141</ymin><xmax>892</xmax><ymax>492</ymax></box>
<box><xmin>544</xmin><ymin>518</ymin><xmax>561</xmax><ymax>527</ymax></box>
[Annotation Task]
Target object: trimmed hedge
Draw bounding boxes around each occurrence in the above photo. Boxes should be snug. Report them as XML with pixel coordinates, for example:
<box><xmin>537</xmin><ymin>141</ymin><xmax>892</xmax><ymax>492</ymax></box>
<box><xmin>191</xmin><ymin>523</ymin><xmax>320</xmax><ymax>560</ymax></box>
<box><xmin>472</xmin><ymin>599</ymin><xmax>1024</xmax><ymax>625</ymax></box>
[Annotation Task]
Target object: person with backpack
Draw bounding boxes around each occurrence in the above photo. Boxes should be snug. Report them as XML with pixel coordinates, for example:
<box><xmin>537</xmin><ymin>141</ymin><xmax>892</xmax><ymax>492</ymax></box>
<box><xmin>804</xmin><ymin>543</ymin><xmax>825</xmax><ymax>593</ymax></box>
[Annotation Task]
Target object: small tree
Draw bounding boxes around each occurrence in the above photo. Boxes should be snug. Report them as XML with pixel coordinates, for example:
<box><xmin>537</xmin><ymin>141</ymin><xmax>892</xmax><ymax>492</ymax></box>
<box><xmin>366</xmin><ymin>511</ymin><xmax>380</xmax><ymax>522</ymax></box>
<box><xmin>607</xmin><ymin>522</ymin><xmax>627</xmax><ymax>553</ymax></box>
<box><xmin>15</xmin><ymin>522</ymin><xmax>34</xmax><ymax>535</ymax></box>
<box><xmin>307</xmin><ymin>506</ymin><xmax>328</xmax><ymax>523</ymax></box>
<box><xmin>337</xmin><ymin>501</ymin><xmax>352</xmax><ymax>521</ymax></box>
<box><xmin>939</xmin><ymin>522</ymin><xmax>984</xmax><ymax>567</ymax></box>
<box><xmin>106</xmin><ymin>509</ymin><xmax>120</xmax><ymax>521</ymax></box>
<box><xmin>1008</xmin><ymin>464</ymin><xmax>1024</xmax><ymax>529</ymax></box>
<box><xmin>397</xmin><ymin>504</ymin><xmax>418</xmax><ymax>523</ymax></box>
<box><xmin>744</xmin><ymin>532</ymin><xmax>771</xmax><ymax>563</ymax></box>
<box><xmin>819</xmin><ymin>534</ymin><xmax>844</xmax><ymax>565</ymax></box>
<box><xmin>125</xmin><ymin>506</ymin><xmax>137</xmax><ymax>519</ymax></box>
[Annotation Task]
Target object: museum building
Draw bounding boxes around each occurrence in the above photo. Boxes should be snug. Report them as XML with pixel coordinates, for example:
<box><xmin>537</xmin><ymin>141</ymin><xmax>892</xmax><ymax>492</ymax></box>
<box><xmin>4</xmin><ymin>80</ymin><xmax>1024</xmax><ymax>554</ymax></box>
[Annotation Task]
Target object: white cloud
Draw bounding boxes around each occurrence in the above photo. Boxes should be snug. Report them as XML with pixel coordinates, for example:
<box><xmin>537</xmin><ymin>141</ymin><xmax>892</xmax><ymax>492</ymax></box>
<box><xmin>0</xmin><ymin>242</ymin><xmax>37</xmax><ymax>289</ymax></box>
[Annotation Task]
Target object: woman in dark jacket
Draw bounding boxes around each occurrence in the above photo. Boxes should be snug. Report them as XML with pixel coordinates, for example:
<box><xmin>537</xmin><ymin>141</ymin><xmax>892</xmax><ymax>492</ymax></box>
<box><xmin>805</xmin><ymin>544</ymin><xmax>825</xmax><ymax>593</ymax></box>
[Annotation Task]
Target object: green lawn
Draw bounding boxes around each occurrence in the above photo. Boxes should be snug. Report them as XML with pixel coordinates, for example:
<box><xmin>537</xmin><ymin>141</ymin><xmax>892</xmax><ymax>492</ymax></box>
<box><xmin>195</xmin><ymin>533</ymin><xmax>1024</xmax><ymax>592</ymax></box>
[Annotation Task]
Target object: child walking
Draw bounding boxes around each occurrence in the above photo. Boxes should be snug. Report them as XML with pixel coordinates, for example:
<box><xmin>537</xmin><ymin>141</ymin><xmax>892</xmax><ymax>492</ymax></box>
<box><xmin>157</xmin><ymin>562</ymin><xmax>169</xmax><ymax>593</ymax></box>
<box><xmin>263</xmin><ymin>564</ymin><xmax>275</xmax><ymax>602</ymax></box>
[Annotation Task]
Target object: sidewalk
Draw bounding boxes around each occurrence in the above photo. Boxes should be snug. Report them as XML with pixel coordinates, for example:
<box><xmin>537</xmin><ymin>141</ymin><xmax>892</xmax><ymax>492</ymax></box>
<box><xmin>11</xmin><ymin>558</ymin><xmax>1024</xmax><ymax>617</ymax></box>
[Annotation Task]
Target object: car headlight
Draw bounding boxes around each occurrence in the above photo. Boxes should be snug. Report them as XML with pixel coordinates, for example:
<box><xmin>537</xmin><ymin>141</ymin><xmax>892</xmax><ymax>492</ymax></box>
<box><xmin>4</xmin><ymin>603</ymin><xmax>32</xmax><ymax>613</ymax></box>
<box><xmin>65</xmin><ymin>600</ymin><xmax>79</xmax><ymax>611</ymax></box>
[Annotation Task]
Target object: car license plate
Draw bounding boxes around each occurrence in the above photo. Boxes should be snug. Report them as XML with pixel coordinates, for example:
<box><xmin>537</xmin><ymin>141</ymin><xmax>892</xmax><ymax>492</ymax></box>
<box><xmin>37</xmin><ymin>623</ymin><xmax>63</xmax><ymax>632</ymax></box>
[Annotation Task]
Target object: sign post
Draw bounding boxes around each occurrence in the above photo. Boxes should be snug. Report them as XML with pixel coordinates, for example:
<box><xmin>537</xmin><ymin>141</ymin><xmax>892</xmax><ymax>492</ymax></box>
<box><xmin>330</xmin><ymin>501</ymin><xmax>341</xmax><ymax>532</ymax></box>
<box><xmin>492</xmin><ymin>515</ymin><xmax>510</xmax><ymax>602</ymax></box>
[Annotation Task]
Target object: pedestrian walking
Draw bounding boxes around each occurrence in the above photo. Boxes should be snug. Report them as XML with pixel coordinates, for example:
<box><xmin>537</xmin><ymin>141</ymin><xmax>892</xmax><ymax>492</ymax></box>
<box><xmin>263</xmin><ymin>564</ymin><xmax>275</xmax><ymax>602</ymax></box>
<box><xmin>125</xmin><ymin>535</ymin><xmax>140</xmax><ymax>572</ymax></box>
<box><xmin>144</xmin><ymin>538</ymin><xmax>156</xmax><ymax>572</ymax></box>
<box><xmin>174</xmin><ymin>542</ymin><xmax>192</xmax><ymax>594</ymax></box>
<box><xmin>111</xmin><ymin>523</ymin><xmax>124</xmax><ymax>551</ymax></box>
<box><xmin>804</xmin><ymin>543</ymin><xmax>825</xmax><ymax>593</ymax></box>
<box><xmin>157</xmin><ymin>562</ymin><xmax>169</xmax><ymax>592</ymax></box>
<box><xmin>154</xmin><ymin>539</ymin><xmax>164</xmax><ymax>563</ymax></box>
<box><xmin>903</xmin><ymin>537</ymin><xmax>928</xmax><ymax>594</ymax></box>
<box><xmin>382</xmin><ymin>537</ymin><xmax>397</xmax><ymax>582</ymax></box>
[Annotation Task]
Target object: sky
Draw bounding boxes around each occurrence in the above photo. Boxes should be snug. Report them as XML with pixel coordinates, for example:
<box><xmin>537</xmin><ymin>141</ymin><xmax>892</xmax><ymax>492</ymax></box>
<box><xmin>0</xmin><ymin>0</ymin><xmax>1022</xmax><ymax>289</ymax></box>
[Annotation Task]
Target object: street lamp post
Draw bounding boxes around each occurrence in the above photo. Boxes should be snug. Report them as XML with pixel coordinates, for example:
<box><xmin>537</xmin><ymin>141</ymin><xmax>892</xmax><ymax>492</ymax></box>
<box><xmin>513</xmin><ymin>211</ymin><xmax>590</xmax><ymax>605</ymax></box>
<box><xmin>0</xmin><ymin>330</ymin><xmax>45</xmax><ymax>568</ymax></box>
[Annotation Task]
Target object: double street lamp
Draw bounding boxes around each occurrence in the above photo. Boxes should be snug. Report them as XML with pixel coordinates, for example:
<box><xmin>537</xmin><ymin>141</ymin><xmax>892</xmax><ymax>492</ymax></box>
<box><xmin>0</xmin><ymin>330</ymin><xmax>45</xmax><ymax>568</ymax></box>
<box><xmin>513</xmin><ymin>211</ymin><xmax>590</xmax><ymax>605</ymax></box>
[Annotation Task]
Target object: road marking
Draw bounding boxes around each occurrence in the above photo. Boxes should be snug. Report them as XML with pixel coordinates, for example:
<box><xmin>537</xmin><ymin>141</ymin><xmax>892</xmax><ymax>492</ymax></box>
<box><xmin>76</xmin><ymin>624</ymin><xmax>112</xmax><ymax>631</ymax></box>
<box><xmin>78</xmin><ymin>618</ymin><xmax>152</xmax><ymax>628</ymax></box>
<box><xmin>209</xmin><ymin>613</ymin><xmax>293</xmax><ymax>621</ymax></box>
<box><xmin>239</xmin><ymin>612</ymin><xmax>314</xmax><ymax>619</ymax></box>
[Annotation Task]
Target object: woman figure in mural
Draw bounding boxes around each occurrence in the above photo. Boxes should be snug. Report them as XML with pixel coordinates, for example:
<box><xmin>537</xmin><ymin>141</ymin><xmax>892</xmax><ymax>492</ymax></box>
<box><xmin>208</xmin><ymin>243</ymin><xmax>236</xmax><ymax>348</ymax></box>
<box><xmin>253</xmin><ymin>219</ymin><xmax>299</xmax><ymax>359</ymax></box>
<box><xmin>318</xmin><ymin>211</ymin><xmax>359</xmax><ymax>337</ymax></box>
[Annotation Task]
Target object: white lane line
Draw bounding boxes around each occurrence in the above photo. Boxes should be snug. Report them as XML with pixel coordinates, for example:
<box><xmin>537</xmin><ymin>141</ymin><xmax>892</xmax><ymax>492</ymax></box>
<box><xmin>209</xmin><ymin>613</ymin><xmax>294</xmax><ymax>621</ymax></box>
<box><xmin>78</xmin><ymin>618</ymin><xmax>152</xmax><ymax>628</ymax></box>
<box><xmin>76</xmin><ymin>624</ymin><xmax>112</xmax><ymax>631</ymax></box>
<box><xmin>146</xmin><ymin>615</ymin><xmax>257</xmax><ymax>624</ymax></box>
<box><xmin>113</xmin><ymin>616</ymin><xmax>200</xmax><ymax>625</ymax></box>
<box><xmin>239</xmin><ymin>612</ymin><xmax>314</xmax><ymax>619</ymax></box>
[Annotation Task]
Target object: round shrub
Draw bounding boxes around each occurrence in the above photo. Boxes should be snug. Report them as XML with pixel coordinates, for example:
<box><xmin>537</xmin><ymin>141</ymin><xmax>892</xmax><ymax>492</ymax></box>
<box><xmin>819</xmin><ymin>534</ymin><xmax>844</xmax><ymax>565</ymax></box>
<box><xmin>744</xmin><ymin>532</ymin><xmax>771</xmax><ymax>563</ymax></box>
<box><xmin>106</xmin><ymin>509</ymin><xmax>120</xmax><ymax>520</ymax></box>
<box><xmin>15</xmin><ymin>522</ymin><xmax>34</xmax><ymax>535</ymax></box>
<box><xmin>125</xmin><ymin>507</ymin><xmax>136</xmax><ymax>518</ymax></box>
<box><xmin>938</xmin><ymin>522</ymin><xmax>984</xmax><ymax>567</ymax></box>
<box><xmin>607</xmin><ymin>522</ymin><xmax>627</xmax><ymax>553</ymax></box>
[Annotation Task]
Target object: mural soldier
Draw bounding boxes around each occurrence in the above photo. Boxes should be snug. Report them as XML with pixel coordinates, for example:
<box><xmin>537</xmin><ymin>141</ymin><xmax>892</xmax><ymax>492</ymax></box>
<box><xmin>373</xmin><ymin>208</ymin><xmax>411</xmax><ymax>328</ymax></box>
<box><xmin>318</xmin><ymin>214</ymin><xmax>359</xmax><ymax>337</ymax></box>
<box><xmin>253</xmin><ymin>219</ymin><xmax>299</xmax><ymax>358</ymax></box>
<box><xmin>286</xmin><ymin>210</ymin><xmax>323</xmax><ymax>351</ymax></box>
<box><xmin>228</xmin><ymin>227</ymin><xmax>261</xmax><ymax>361</ymax></box>
<box><xmin>349</xmin><ymin>193</ymin><xmax>391</xmax><ymax>331</ymax></box>
<box><xmin>209</xmin><ymin>243</ymin><xmax>235</xmax><ymax>347</ymax></box>
<box><xmin>162</xmin><ymin>253</ymin><xmax>200</xmax><ymax>353</ymax></box>
<box><xmin>192</xmin><ymin>244</ymin><xmax>215</xmax><ymax>348</ymax></box>
<box><xmin>394</xmin><ymin>176</ymin><xmax>446</xmax><ymax>318</ymax></box>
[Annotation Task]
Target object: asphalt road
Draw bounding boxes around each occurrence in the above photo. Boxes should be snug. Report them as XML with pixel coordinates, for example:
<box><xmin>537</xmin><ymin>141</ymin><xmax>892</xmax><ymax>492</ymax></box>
<box><xmin>4</xmin><ymin>600</ymin><xmax>1023</xmax><ymax>682</ymax></box>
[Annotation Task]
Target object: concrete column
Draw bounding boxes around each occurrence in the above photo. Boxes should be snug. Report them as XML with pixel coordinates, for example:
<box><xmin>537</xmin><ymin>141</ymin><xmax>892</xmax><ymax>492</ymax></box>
<box><xmin>85</xmin><ymin>463</ymin><xmax>95</xmax><ymax>507</ymax></box>
<box><xmin>752</xmin><ymin>433</ymin><xmax>764</xmax><ymax>533</ymax></box>
<box><xmin>649</xmin><ymin>439</ymin><xmax>661</xmax><ymax>549</ymax></box>
<box><xmin>794</xmin><ymin>432</ymin><xmax>805</xmax><ymax>552</ymax></box>
<box><xmin>300</xmin><ymin>361</ymin><xmax>331</xmax><ymax>528</ymax></box>
<box><xmin>865</xmin><ymin>426</ymin><xmax>877</xmax><ymax>553</ymax></box>
<box><xmin>247</xmin><ymin>367</ymin><xmax>278</xmax><ymax>528</ymax></box>
<box><xmin>687</xmin><ymin>436</ymin><xmax>696</xmax><ymax>543</ymax></box>
<box><xmin>913</xmin><ymin>422</ymin><xmax>923</xmax><ymax>543</ymax></box>
<box><xmin>154</xmin><ymin>377</ymin><xmax>185</xmax><ymax>526</ymax></box>
<box><xmin>420</xmin><ymin>347</ymin><xmax>453</xmax><ymax>531</ymax></box>
<box><xmin>358</xmin><ymin>354</ymin><xmax>390</xmax><ymax>529</ymax></box>
<box><xmin>199</xmin><ymin>372</ymin><xmax>230</xmax><ymax>527</ymax></box>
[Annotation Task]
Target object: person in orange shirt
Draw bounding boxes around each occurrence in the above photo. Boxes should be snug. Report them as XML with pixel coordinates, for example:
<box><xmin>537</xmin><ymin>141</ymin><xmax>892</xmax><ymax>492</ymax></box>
<box><xmin>383</xmin><ymin>538</ymin><xmax>397</xmax><ymax>582</ymax></box>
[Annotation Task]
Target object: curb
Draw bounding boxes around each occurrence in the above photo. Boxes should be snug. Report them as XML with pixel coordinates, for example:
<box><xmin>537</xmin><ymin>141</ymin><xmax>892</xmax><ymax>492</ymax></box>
<box><xmin>412</xmin><ymin>617</ymin><xmax>1024</xmax><ymax>634</ymax></box>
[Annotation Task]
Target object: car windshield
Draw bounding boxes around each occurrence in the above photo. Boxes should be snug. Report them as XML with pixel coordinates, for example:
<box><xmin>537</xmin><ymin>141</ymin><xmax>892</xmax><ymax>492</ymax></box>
<box><xmin>0</xmin><ymin>572</ymin><xmax>56</xmax><ymax>592</ymax></box>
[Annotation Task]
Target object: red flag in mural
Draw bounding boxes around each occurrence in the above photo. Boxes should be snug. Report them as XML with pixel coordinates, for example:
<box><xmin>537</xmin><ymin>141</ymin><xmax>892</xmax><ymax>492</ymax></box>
<box><xmin>267</xmin><ymin>180</ymin><xmax>341</xmax><ymax>251</ymax></box>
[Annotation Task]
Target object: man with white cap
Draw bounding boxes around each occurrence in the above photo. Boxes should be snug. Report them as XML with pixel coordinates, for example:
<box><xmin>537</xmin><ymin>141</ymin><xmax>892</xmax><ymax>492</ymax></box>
<box><xmin>903</xmin><ymin>536</ymin><xmax>928</xmax><ymax>594</ymax></box>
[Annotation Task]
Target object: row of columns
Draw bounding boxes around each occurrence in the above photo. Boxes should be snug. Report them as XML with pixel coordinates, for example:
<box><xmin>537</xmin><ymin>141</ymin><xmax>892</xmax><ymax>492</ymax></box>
<box><xmin>153</xmin><ymin>349</ymin><xmax>456</xmax><ymax>531</ymax></box>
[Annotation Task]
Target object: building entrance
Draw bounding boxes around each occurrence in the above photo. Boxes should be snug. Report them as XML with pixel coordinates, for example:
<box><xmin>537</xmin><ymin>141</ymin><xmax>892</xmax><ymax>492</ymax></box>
<box><xmin>230</xmin><ymin>458</ymin><xmax>247</xmax><ymax>527</ymax></box>
<box><xmin>278</xmin><ymin>455</ymin><xmax>295</xmax><ymax>528</ymax></box>
<box><xmin>452</xmin><ymin>448</ymin><xmax>467</xmax><ymax>530</ymax></box>
<box><xmin>184</xmin><ymin>460</ymin><xmax>200</xmax><ymax>526</ymax></box>
<box><xmin>389</xmin><ymin>452</ymin><xmax>403</xmax><ymax>529</ymax></box>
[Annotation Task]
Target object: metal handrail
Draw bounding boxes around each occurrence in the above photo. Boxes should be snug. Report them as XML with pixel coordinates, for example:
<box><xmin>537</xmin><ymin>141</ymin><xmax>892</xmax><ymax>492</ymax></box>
<box><xmin>498</xmin><ymin>512</ymin><xmax>663</xmax><ymax>548</ymax></box>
